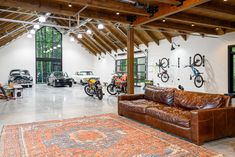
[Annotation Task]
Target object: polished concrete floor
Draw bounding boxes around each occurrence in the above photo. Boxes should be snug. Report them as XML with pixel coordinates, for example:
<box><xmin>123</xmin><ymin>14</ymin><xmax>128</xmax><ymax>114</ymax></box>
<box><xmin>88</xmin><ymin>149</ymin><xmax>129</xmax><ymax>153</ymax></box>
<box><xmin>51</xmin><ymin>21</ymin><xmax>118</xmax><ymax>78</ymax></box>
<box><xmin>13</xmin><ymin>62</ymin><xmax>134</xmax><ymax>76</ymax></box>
<box><xmin>0</xmin><ymin>84</ymin><xmax>235</xmax><ymax>156</ymax></box>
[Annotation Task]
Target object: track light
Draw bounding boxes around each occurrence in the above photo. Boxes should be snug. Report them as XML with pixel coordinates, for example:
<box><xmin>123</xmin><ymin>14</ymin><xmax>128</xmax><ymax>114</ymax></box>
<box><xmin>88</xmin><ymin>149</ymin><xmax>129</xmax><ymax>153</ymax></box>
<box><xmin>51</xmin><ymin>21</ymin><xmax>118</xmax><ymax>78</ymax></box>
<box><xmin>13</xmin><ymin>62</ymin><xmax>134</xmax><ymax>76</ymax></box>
<box><xmin>33</xmin><ymin>24</ymin><xmax>40</xmax><ymax>30</ymax></box>
<box><xmin>77</xmin><ymin>34</ymin><xmax>83</xmax><ymax>39</ymax></box>
<box><xmin>27</xmin><ymin>34</ymin><xmax>32</xmax><ymax>38</ymax></box>
<box><xmin>39</xmin><ymin>16</ymin><xmax>46</xmax><ymax>23</ymax></box>
<box><xmin>86</xmin><ymin>29</ymin><xmax>92</xmax><ymax>34</ymax></box>
<box><xmin>98</xmin><ymin>24</ymin><xmax>104</xmax><ymax>29</ymax></box>
<box><xmin>30</xmin><ymin>29</ymin><xmax>35</xmax><ymax>34</ymax></box>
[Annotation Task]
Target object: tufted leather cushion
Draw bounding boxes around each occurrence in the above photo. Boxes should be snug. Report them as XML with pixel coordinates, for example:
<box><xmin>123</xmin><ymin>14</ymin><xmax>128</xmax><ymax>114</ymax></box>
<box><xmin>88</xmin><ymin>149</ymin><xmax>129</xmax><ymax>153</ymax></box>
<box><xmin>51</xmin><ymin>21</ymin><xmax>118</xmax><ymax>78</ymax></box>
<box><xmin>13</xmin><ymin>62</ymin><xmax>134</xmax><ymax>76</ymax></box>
<box><xmin>119</xmin><ymin>99</ymin><xmax>163</xmax><ymax>114</ymax></box>
<box><xmin>146</xmin><ymin>106</ymin><xmax>191</xmax><ymax>128</ymax></box>
<box><xmin>174</xmin><ymin>90</ymin><xmax>223</xmax><ymax>110</ymax></box>
<box><xmin>144</xmin><ymin>86</ymin><xmax>175</xmax><ymax>106</ymax></box>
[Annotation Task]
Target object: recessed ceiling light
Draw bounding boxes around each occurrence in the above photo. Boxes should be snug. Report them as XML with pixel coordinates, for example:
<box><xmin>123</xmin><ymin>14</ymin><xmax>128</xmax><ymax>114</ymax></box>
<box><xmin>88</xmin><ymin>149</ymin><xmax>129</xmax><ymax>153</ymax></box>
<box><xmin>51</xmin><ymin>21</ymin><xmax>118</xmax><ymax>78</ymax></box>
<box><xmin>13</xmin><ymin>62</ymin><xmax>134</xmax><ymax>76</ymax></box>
<box><xmin>191</xmin><ymin>23</ymin><xmax>195</xmax><ymax>27</ymax></box>
<box><xmin>216</xmin><ymin>27</ymin><xmax>220</xmax><ymax>30</ymax></box>
<box><xmin>162</xmin><ymin>19</ymin><xmax>166</xmax><ymax>22</ymax></box>
<box><xmin>46</xmin><ymin>12</ymin><xmax>51</xmax><ymax>16</ymax></box>
<box><xmin>39</xmin><ymin>16</ymin><xmax>46</xmax><ymax>23</ymax></box>
<box><xmin>27</xmin><ymin>34</ymin><xmax>32</xmax><ymax>38</ymax></box>
<box><xmin>98</xmin><ymin>23</ymin><xmax>104</xmax><ymax>29</ymax></box>
<box><xmin>86</xmin><ymin>29</ymin><xmax>92</xmax><ymax>34</ymax></box>
<box><xmin>223</xmin><ymin>0</ymin><xmax>228</xmax><ymax>2</ymax></box>
<box><xmin>33</xmin><ymin>24</ymin><xmax>40</xmax><ymax>30</ymax></box>
<box><xmin>68</xmin><ymin>3</ymin><xmax>72</xmax><ymax>7</ymax></box>
<box><xmin>77</xmin><ymin>34</ymin><xmax>83</xmax><ymax>39</ymax></box>
<box><xmin>116</xmin><ymin>12</ymin><xmax>120</xmax><ymax>15</ymax></box>
<box><xmin>30</xmin><ymin>29</ymin><xmax>36</xmax><ymax>34</ymax></box>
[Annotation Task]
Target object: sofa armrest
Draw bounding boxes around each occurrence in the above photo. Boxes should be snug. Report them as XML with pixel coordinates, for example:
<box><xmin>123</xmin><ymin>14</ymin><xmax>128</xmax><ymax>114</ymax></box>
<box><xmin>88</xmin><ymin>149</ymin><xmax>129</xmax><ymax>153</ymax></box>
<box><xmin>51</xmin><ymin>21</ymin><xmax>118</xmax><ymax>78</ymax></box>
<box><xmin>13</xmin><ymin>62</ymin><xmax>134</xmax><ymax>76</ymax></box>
<box><xmin>190</xmin><ymin>107</ymin><xmax>235</xmax><ymax>145</ymax></box>
<box><xmin>118</xmin><ymin>94</ymin><xmax>145</xmax><ymax>102</ymax></box>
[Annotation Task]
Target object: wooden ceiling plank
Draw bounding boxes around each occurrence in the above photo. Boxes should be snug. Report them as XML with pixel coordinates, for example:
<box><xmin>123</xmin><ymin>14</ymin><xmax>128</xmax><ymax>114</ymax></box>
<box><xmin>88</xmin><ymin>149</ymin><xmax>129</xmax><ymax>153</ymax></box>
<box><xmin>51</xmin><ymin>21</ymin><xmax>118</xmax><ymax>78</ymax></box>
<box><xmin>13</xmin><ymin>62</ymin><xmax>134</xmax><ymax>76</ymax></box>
<box><xmin>167</xmin><ymin>13</ymin><xmax>235</xmax><ymax>30</ymax></box>
<box><xmin>55</xmin><ymin>0</ymin><xmax>148</xmax><ymax>16</ymax></box>
<box><xmin>134</xmin><ymin>29</ymin><xmax>149</xmax><ymax>47</ymax></box>
<box><xmin>146</xmin><ymin>21</ymin><xmax>217</xmax><ymax>35</ymax></box>
<box><xmin>75</xmin><ymin>36</ymin><xmax>97</xmax><ymax>55</ymax></box>
<box><xmin>83</xmin><ymin>34</ymin><xmax>104</xmax><ymax>54</ymax></box>
<box><xmin>154</xmin><ymin>0</ymin><xmax>181</xmax><ymax>5</ymax></box>
<box><xmin>160</xmin><ymin>32</ymin><xmax>172</xmax><ymax>43</ymax></box>
<box><xmin>92</xmin><ymin>35</ymin><xmax>113</xmax><ymax>53</ymax></box>
<box><xmin>82</xmin><ymin>35</ymin><xmax>102</xmax><ymax>54</ymax></box>
<box><xmin>133</xmin><ymin>0</ymin><xmax>211</xmax><ymax>26</ymax></box>
<box><xmin>118</xmin><ymin>26</ymin><xmax>141</xmax><ymax>48</ymax></box>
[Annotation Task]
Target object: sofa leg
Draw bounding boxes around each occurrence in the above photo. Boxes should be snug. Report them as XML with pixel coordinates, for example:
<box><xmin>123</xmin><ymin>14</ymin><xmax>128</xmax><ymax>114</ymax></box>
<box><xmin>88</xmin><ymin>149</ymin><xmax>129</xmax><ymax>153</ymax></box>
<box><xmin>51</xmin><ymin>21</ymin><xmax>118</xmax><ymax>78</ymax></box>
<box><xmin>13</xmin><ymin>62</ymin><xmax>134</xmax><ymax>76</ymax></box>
<box><xmin>192</xmin><ymin>140</ymin><xmax>203</xmax><ymax>146</ymax></box>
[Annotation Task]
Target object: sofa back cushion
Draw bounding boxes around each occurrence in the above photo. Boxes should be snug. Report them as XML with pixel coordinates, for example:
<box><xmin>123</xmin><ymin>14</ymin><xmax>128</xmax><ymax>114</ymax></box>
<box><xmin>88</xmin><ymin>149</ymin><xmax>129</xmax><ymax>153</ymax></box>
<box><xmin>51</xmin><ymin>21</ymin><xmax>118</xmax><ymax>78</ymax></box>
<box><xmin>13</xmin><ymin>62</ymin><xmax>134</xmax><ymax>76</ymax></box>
<box><xmin>174</xmin><ymin>90</ymin><xmax>223</xmax><ymax>110</ymax></box>
<box><xmin>144</xmin><ymin>86</ymin><xmax>175</xmax><ymax>106</ymax></box>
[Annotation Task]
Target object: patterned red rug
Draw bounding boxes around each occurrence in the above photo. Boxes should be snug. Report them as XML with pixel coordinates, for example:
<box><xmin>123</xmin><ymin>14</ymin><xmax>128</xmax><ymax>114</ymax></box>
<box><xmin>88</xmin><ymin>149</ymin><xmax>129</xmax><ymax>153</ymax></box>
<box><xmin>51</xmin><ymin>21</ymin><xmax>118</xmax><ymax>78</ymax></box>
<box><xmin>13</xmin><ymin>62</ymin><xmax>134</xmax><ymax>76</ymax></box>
<box><xmin>0</xmin><ymin>114</ymin><xmax>222</xmax><ymax>157</ymax></box>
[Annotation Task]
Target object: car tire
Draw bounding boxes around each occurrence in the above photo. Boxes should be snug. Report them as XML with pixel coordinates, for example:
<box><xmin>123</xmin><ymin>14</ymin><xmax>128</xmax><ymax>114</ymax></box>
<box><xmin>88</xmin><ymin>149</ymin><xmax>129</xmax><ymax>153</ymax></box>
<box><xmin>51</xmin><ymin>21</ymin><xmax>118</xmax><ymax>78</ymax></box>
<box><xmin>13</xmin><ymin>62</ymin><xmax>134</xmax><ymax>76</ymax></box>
<box><xmin>29</xmin><ymin>85</ymin><xmax>32</xmax><ymax>88</ymax></box>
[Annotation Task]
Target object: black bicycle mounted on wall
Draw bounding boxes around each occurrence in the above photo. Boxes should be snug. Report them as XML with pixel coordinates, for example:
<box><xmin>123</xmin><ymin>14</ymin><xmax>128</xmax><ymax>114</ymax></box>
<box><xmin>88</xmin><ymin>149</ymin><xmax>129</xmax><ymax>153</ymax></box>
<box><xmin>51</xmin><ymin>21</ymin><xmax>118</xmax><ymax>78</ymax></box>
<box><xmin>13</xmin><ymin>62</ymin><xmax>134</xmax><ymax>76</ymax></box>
<box><xmin>185</xmin><ymin>54</ymin><xmax>204</xmax><ymax>88</ymax></box>
<box><xmin>156</xmin><ymin>58</ymin><xmax>170</xmax><ymax>83</ymax></box>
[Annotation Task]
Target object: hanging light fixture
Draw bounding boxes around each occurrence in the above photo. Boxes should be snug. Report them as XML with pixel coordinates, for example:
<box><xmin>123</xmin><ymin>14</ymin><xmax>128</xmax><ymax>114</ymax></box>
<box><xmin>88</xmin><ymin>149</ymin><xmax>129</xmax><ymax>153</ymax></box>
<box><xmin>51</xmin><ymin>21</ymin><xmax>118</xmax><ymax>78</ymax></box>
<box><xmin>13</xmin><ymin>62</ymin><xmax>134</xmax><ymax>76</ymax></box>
<box><xmin>77</xmin><ymin>34</ymin><xmax>83</xmax><ymax>39</ymax></box>
<box><xmin>33</xmin><ymin>24</ymin><xmax>40</xmax><ymax>30</ymax></box>
<box><xmin>70</xmin><ymin>36</ymin><xmax>75</xmax><ymax>42</ymax></box>
<box><xmin>30</xmin><ymin>29</ymin><xmax>36</xmax><ymax>34</ymax></box>
<box><xmin>27</xmin><ymin>34</ymin><xmax>32</xmax><ymax>38</ymax></box>
<box><xmin>98</xmin><ymin>23</ymin><xmax>104</xmax><ymax>30</ymax></box>
<box><xmin>39</xmin><ymin>16</ymin><xmax>46</xmax><ymax>23</ymax></box>
<box><xmin>86</xmin><ymin>29</ymin><xmax>92</xmax><ymax>35</ymax></box>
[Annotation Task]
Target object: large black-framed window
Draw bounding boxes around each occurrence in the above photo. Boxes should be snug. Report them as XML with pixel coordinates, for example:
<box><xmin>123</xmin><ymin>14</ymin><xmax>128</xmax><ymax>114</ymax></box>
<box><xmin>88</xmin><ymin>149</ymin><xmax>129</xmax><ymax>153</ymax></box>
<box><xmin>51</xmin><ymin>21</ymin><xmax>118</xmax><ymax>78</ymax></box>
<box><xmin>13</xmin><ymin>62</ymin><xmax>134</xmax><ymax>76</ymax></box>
<box><xmin>115</xmin><ymin>57</ymin><xmax>147</xmax><ymax>84</ymax></box>
<box><xmin>228</xmin><ymin>45</ymin><xmax>235</xmax><ymax>93</ymax></box>
<box><xmin>36</xmin><ymin>27</ymin><xmax>62</xmax><ymax>83</ymax></box>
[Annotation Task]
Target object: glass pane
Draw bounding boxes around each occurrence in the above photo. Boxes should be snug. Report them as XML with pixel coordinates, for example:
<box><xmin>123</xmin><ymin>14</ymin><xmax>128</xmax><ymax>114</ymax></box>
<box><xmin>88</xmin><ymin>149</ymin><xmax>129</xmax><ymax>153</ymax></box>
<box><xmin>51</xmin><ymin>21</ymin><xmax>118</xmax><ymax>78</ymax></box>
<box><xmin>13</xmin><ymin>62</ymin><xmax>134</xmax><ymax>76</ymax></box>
<box><xmin>138</xmin><ymin>65</ymin><xmax>146</xmax><ymax>72</ymax></box>
<box><xmin>138</xmin><ymin>58</ymin><xmax>146</xmax><ymax>64</ymax></box>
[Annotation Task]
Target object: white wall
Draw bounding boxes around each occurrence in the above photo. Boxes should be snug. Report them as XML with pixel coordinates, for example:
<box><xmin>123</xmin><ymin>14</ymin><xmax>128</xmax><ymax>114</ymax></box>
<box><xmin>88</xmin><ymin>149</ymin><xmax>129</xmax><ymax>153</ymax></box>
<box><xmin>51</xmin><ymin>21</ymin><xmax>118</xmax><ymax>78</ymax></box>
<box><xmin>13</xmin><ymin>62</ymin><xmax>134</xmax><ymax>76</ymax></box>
<box><xmin>148</xmin><ymin>32</ymin><xmax>235</xmax><ymax>94</ymax></box>
<box><xmin>0</xmin><ymin>34</ymin><xmax>95</xmax><ymax>85</ymax></box>
<box><xmin>0</xmin><ymin>34</ymin><xmax>35</xmax><ymax>85</ymax></box>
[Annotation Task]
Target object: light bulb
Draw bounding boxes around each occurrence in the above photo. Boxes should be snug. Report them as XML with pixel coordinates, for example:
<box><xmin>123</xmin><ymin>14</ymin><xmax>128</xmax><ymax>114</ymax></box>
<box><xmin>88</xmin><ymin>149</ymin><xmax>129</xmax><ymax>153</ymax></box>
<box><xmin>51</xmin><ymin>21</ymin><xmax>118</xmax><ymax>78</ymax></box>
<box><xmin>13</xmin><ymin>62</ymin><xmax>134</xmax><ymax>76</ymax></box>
<box><xmin>33</xmin><ymin>24</ymin><xmax>40</xmax><ymax>30</ymax></box>
<box><xmin>70</xmin><ymin>36</ymin><xmax>75</xmax><ymax>42</ymax></box>
<box><xmin>98</xmin><ymin>24</ymin><xmax>104</xmax><ymax>29</ymax></box>
<box><xmin>30</xmin><ymin>29</ymin><xmax>35</xmax><ymax>34</ymax></box>
<box><xmin>53</xmin><ymin>46</ymin><xmax>57</xmax><ymax>49</ymax></box>
<box><xmin>39</xmin><ymin>16</ymin><xmax>46</xmax><ymax>23</ymax></box>
<box><xmin>57</xmin><ymin>44</ymin><xmax>61</xmax><ymax>48</ymax></box>
<box><xmin>27</xmin><ymin>34</ymin><xmax>32</xmax><ymax>38</ymax></box>
<box><xmin>86</xmin><ymin>29</ymin><xmax>92</xmax><ymax>35</ymax></box>
<box><xmin>77</xmin><ymin>34</ymin><xmax>82</xmax><ymax>39</ymax></box>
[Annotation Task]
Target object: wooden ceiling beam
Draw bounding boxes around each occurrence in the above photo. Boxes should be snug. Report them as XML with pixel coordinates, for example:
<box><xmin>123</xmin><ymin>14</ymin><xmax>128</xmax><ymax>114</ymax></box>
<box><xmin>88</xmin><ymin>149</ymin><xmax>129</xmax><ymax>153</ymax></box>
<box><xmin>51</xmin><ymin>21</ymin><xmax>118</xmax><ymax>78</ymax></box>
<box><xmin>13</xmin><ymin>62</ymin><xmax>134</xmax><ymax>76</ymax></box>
<box><xmin>92</xmin><ymin>34</ymin><xmax>113</xmax><ymax>53</ymax></box>
<box><xmin>146</xmin><ymin>20</ymin><xmax>218</xmax><ymax>35</ymax></box>
<box><xmin>73</xmin><ymin>35</ymin><xmax>97</xmax><ymax>55</ymax></box>
<box><xmin>86</xmin><ymin>23</ymin><xmax>118</xmax><ymax>52</ymax></box>
<box><xmin>118</xmin><ymin>26</ymin><xmax>141</xmax><ymax>48</ymax></box>
<box><xmin>56</xmin><ymin>0</ymin><xmax>148</xmax><ymax>16</ymax></box>
<box><xmin>134</xmin><ymin>29</ymin><xmax>149</xmax><ymax>47</ymax></box>
<box><xmin>143</xmin><ymin>29</ymin><xmax>160</xmax><ymax>45</ymax></box>
<box><xmin>133</xmin><ymin>0</ymin><xmax>211</xmax><ymax>26</ymax></box>
<box><xmin>153</xmin><ymin>0</ymin><xmax>181</xmax><ymax>5</ymax></box>
<box><xmin>160</xmin><ymin>32</ymin><xmax>172</xmax><ymax>43</ymax></box>
<box><xmin>83</xmin><ymin>34</ymin><xmax>104</xmax><ymax>54</ymax></box>
<box><xmin>0</xmin><ymin>0</ymin><xmax>128</xmax><ymax>23</ymax></box>
<box><xmin>82</xmin><ymin>35</ymin><xmax>102</xmax><ymax>54</ymax></box>
<box><xmin>167</xmin><ymin>13</ymin><xmax>235</xmax><ymax>30</ymax></box>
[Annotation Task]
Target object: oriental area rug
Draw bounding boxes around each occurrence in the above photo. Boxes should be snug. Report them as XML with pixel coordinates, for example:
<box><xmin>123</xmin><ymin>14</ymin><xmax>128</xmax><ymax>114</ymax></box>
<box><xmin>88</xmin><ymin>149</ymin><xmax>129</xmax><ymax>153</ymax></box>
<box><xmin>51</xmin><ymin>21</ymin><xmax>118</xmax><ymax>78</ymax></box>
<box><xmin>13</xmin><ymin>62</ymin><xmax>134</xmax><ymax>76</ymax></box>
<box><xmin>0</xmin><ymin>114</ymin><xmax>222</xmax><ymax>157</ymax></box>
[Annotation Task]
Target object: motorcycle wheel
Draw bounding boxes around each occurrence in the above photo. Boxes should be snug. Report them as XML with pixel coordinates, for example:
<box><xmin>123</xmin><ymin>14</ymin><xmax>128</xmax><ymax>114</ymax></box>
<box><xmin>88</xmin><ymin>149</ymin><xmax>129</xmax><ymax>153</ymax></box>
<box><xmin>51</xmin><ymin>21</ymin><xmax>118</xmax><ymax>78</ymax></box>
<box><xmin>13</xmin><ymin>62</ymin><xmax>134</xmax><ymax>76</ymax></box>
<box><xmin>194</xmin><ymin>75</ymin><xmax>204</xmax><ymax>88</ymax></box>
<box><xmin>107</xmin><ymin>84</ymin><xmax>118</xmax><ymax>95</ymax></box>
<box><xmin>84</xmin><ymin>85</ymin><xmax>93</xmax><ymax>96</ymax></box>
<box><xmin>97</xmin><ymin>89</ymin><xmax>103</xmax><ymax>100</ymax></box>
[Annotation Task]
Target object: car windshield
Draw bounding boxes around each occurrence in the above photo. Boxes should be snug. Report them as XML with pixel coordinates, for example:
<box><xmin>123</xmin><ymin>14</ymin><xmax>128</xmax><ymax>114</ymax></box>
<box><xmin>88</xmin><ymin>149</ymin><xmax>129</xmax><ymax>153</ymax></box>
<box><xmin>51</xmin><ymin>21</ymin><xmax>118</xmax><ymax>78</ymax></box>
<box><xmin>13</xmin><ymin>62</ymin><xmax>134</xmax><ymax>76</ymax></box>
<box><xmin>54</xmin><ymin>72</ymin><xmax>67</xmax><ymax>77</ymax></box>
<box><xmin>10</xmin><ymin>70</ymin><xmax>20</xmax><ymax>76</ymax></box>
<box><xmin>80</xmin><ymin>71</ymin><xmax>93</xmax><ymax>75</ymax></box>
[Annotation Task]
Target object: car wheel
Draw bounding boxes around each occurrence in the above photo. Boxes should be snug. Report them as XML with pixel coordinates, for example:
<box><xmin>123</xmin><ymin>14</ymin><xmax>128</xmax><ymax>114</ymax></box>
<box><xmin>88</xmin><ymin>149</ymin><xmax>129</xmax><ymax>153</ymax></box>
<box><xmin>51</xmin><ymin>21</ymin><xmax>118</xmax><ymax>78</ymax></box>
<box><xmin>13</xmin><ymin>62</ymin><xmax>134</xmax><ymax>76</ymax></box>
<box><xmin>29</xmin><ymin>85</ymin><xmax>32</xmax><ymax>88</ymax></box>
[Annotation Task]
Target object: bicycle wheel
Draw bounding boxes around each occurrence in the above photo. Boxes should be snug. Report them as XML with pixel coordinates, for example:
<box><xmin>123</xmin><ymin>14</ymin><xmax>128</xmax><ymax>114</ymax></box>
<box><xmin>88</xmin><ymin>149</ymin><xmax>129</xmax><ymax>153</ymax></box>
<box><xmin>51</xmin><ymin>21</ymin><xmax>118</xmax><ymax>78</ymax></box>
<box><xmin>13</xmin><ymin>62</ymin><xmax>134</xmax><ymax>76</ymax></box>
<box><xmin>193</xmin><ymin>54</ymin><xmax>203</xmax><ymax>67</ymax></box>
<box><xmin>194</xmin><ymin>75</ymin><xmax>204</xmax><ymax>88</ymax></box>
<box><xmin>161</xmin><ymin>73</ymin><xmax>169</xmax><ymax>83</ymax></box>
<box><xmin>160</xmin><ymin>58</ymin><xmax>169</xmax><ymax>68</ymax></box>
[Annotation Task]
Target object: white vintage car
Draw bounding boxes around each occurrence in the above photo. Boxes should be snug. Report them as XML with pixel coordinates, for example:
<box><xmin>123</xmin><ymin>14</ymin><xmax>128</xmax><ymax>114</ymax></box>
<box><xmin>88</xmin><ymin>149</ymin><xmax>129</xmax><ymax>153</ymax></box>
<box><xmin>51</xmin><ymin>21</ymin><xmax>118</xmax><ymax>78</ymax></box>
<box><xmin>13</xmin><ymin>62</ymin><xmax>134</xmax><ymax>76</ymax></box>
<box><xmin>73</xmin><ymin>71</ymin><xmax>99</xmax><ymax>84</ymax></box>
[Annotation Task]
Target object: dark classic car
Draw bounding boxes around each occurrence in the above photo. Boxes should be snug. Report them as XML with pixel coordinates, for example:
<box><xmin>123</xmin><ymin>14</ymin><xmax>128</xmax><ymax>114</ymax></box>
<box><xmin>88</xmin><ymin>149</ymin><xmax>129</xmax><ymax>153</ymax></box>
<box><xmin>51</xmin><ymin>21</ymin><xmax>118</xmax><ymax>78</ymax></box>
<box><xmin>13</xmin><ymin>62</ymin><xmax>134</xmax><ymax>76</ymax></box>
<box><xmin>8</xmin><ymin>69</ymin><xmax>33</xmax><ymax>87</ymax></box>
<box><xmin>47</xmin><ymin>71</ymin><xmax>73</xmax><ymax>87</ymax></box>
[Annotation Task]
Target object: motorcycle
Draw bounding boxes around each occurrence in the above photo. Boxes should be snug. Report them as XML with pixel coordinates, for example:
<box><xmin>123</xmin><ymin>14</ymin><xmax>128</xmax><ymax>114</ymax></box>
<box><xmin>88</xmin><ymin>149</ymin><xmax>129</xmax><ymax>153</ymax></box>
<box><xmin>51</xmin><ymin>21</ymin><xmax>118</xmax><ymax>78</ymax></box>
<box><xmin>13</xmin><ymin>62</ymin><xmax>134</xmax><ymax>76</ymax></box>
<box><xmin>107</xmin><ymin>73</ymin><xmax>127</xmax><ymax>95</ymax></box>
<box><xmin>84</xmin><ymin>78</ymin><xmax>103</xmax><ymax>100</ymax></box>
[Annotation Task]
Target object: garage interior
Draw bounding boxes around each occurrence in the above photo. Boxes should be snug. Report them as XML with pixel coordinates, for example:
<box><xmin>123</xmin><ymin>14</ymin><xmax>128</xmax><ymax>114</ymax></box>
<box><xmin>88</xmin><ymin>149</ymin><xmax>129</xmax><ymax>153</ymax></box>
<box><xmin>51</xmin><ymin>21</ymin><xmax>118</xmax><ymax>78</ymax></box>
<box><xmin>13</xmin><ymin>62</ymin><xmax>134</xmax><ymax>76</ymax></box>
<box><xmin>0</xmin><ymin>0</ymin><xmax>235</xmax><ymax>156</ymax></box>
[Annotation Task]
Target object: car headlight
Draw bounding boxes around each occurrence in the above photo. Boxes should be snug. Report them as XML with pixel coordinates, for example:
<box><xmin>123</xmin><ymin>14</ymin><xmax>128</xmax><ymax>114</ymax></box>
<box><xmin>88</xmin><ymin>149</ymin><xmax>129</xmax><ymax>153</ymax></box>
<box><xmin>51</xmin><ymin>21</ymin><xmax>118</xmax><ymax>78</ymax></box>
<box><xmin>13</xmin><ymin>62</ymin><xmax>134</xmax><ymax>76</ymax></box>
<box><xmin>56</xmin><ymin>80</ymin><xmax>59</xmax><ymax>82</ymax></box>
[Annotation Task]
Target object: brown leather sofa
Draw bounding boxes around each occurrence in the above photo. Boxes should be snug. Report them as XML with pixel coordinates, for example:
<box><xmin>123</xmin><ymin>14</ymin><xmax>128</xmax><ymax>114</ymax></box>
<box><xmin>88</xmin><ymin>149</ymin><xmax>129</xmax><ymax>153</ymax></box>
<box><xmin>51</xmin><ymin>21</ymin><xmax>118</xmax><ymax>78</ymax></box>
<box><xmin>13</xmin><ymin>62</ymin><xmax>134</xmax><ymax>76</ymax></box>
<box><xmin>118</xmin><ymin>86</ymin><xmax>235</xmax><ymax>145</ymax></box>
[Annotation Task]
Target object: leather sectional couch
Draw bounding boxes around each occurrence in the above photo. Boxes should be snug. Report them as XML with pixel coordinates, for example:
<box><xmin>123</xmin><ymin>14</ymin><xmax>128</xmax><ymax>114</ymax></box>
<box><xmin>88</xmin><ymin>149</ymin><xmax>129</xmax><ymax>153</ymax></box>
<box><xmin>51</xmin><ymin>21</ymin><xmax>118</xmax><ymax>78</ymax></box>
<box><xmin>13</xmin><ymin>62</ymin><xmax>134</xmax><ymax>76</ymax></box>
<box><xmin>118</xmin><ymin>86</ymin><xmax>235</xmax><ymax>145</ymax></box>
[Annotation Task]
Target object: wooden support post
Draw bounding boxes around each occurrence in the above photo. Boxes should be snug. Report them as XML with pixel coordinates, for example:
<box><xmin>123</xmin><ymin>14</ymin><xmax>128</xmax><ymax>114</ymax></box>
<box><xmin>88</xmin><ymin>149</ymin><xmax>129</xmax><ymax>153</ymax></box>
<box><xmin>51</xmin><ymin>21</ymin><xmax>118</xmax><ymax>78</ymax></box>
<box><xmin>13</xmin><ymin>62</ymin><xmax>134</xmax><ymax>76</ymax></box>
<box><xmin>127</xmin><ymin>25</ymin><xmax>134</xmax><ymax>94</ymax></box>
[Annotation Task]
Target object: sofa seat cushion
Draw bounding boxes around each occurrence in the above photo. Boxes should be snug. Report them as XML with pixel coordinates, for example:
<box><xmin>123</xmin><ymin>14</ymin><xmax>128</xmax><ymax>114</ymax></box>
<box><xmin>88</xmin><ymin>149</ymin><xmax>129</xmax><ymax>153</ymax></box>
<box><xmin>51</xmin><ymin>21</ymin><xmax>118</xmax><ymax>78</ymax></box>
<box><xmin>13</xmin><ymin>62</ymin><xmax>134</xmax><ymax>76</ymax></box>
<box><xmin>119</xmin><ymin>99</ymin><xmax>163</xmax><ymax>114</ymax></box>
<box><xmin>146</xmin><ymin>106</ymin><xmax>191</xmax><ymax>128</ymax></box>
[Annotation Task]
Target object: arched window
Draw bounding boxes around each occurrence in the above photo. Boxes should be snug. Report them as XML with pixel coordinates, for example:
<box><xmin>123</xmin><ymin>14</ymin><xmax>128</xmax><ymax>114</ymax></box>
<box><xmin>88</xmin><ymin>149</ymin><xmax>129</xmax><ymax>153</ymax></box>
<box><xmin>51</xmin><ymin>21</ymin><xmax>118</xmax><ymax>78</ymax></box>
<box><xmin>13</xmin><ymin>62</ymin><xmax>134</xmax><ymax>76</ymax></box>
<box><xmin>36</xmin><ymin>27</ymin><xmax>62</xmax><ymax>83</ymax></box>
